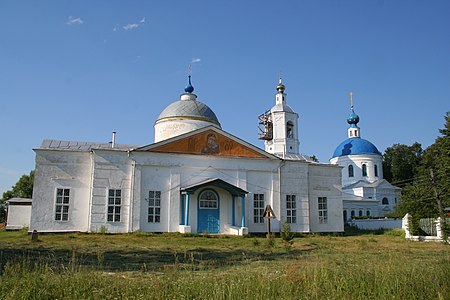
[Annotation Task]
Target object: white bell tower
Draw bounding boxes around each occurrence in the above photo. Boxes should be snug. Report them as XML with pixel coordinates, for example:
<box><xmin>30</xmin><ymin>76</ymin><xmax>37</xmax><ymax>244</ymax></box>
<box><xmin>259</xmin><ymin>78</ymin><xmax>299</xmax><ymax>156</ymax></box>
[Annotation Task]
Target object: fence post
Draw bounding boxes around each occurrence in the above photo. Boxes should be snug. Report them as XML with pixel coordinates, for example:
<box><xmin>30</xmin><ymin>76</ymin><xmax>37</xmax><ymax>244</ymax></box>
<box><xmin>436</xmin><ymin>217</ymin><xmax>443</xmax><ymax>240</ymax></box>
<box><xmin>402</xmin><ymin>214</ymin><xmax>411</xmax><ymax>239</ymax></box>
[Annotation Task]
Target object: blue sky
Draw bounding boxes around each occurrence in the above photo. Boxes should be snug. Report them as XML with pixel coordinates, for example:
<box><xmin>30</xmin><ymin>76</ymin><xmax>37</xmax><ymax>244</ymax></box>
<box><xmin>1</xmin><ymin>0</ymin><xmax>449</xmax><ymax>195</ymax></box>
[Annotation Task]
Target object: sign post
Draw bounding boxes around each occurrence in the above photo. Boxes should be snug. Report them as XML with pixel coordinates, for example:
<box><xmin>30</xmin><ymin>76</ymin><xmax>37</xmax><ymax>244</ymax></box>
<box><xmin>263</xmin><ymin>204</ymin><xmax>276</xmax><ymax>238</ymax></box>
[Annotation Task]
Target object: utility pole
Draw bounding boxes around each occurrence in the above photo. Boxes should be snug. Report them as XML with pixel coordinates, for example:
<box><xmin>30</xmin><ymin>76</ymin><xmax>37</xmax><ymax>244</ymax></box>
<box><xmin>430</xmin><ymin>169</ymin><xmax>444</xmax><ymax>218</ymax></box>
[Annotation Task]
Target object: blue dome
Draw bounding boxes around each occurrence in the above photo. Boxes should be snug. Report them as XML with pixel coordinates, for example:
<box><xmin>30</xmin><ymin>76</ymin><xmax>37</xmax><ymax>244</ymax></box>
<box><xmin>347</xmin><ymin>109</ymin><xmax>360</xmax><ymax>126</ymax></box>
<box><xmin>332</xmin><ymin>138</ymin><xmax>381</xmax><ymax>158</ymax></box>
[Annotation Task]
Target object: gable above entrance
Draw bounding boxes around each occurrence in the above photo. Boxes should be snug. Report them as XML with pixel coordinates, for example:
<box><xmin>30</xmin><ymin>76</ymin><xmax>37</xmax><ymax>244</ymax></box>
<box><xmin>135</xmin><ymin>126</ymin><xmax>277</xmax><ymax>159</ymax></box>
<box><xmin>181</xmin><ymin>178</ymin><xmax>248</xmax><ymax>197</ymax></box>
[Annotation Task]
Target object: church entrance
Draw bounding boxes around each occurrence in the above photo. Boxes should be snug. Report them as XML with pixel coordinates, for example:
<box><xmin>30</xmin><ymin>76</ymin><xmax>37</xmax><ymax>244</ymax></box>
<box><xmin>197</xmin><ymin>189</ymin><xmax>220</xmax><ymax>234</ymax></box>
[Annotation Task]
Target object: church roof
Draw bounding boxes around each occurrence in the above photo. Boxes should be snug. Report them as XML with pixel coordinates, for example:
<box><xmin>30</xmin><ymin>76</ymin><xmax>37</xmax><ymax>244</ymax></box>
<box><xmin>343</xmin><ymin>179</ymin><xmax>401</xmax><ymax>190</ymax></box>
<box><xmin>332</xmin><ymin>137</ymin><xmax>381</xmax><ymax>158</ymax></box>
<box><xmin>270</xmin><ymin>103</ymin><xmax>294</xmax><ymax>113</ymax></box>
<box><xmin>156</xmin><ymin>76</ymin><xmax>220</xmax><ymax>126</ymax></box>
<box><xmin>156</xmin><ymin>97</ymin><xmax>220</xmax><ymax>125</ymax></box>
<box><xmin>39</xmin><ymin>139</ymin><xmax>138</xmax><ymax>151</ymax></box>
<box><xmin>342</xmin><ymin>192</ymin><xmax>378</xmax><ymax>202</ymax></box>
<box><xmin>6</xmin><ymin>198</ymin><xmax>32</xmax><ymax>204</ymax></box>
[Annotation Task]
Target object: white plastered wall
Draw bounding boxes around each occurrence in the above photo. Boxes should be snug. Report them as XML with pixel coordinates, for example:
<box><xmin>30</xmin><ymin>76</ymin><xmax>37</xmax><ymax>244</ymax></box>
<box><xmin>279</xmin><ymin>160</ymin><xmax>310</xmax><ymax>232</ymax></box>
<box><xmin>30</xmin><ymin>150</ymin><xmax>92</xmax><ymax>232</ymax></box>
<box><xmin>308</xmin><ymin>164</ymin><xmax>344</xmax><ymax>232</ymax></box>
<box><xmin>330</xmin><ymin>154</ymin><xmax>383</xmax><ymax>186</ymax></box>
<box><xmin>89</xmin><ymin>150</ymin><xmax>133</xmax><ymax>233</ymax></box>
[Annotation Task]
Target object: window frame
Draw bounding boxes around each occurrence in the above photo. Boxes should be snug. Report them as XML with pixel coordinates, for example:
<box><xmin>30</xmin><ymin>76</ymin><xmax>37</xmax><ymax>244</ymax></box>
<box><xmin>55</xmin><ymin>188</ymin><xmax>70</xmax><ymax>222</ymax></box>
<box><xmin>198</xmin><ymin>190</ymin><xmax>218</xmax><ymax>209</ymax></box>
<box><xmin>148</xmin><ymin>190</ymin><xmax>161</xmax><ymax>223</ymax></box>
<box><xmin>348</xmin><ymin>165</ymin><xmax>354</xmax><ymax>177</ymax></box>
<box><xmin>253</xmin><ymin>194</ymin><xmax>265</xmax><ymax>224</ymax></box>
<box><xmin>286</xmin><ymin>121</ymin><xmax>294</xmax><ymax>138</ymax></box>
<box><xmin>318</xmin><ymin>197</ymin><xmax>328</xmax><ymax>224</ymax></box>
<box><xmin>286</xmin><ymin>194</ymin><xmax>297</xmax><ymax>224</ymax></box>
<box><xmin>107</xmin><ymin>189</ymin><xmax>122</xmax><ymax>222</ymax></box>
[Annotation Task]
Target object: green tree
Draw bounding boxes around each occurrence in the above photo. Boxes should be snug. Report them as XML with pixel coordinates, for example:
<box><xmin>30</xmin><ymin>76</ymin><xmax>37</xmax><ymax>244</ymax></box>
<box><xmin>394</xmin><ymin>112</ymin><xmax>450</xmax><ymax>218</ymax></box>
<box><xmin>310</xmin><ymin>155</ymin><xmax>319</xmax><ymax>163</ymax></box>
<box><xmin>382</xmin><ymin>143</ymin><xmax>423</xmax><ymax>184</ymax></box>
<box><xmin>0</xmin><ymin>170</ymin><xmax>35</xmax><ymax>222</ymax></box>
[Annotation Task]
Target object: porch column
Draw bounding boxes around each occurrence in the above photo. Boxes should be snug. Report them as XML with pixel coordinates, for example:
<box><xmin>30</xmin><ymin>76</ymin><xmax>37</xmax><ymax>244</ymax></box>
<box><xmin>232</xmin><ymin>195</ymin><xmax>236</xmax><ymax>226</ymax></box>
<box><xmin>185</xmin><ymin>192</ymin><xmax>190</xmax><ymax>226</ymax></box>
<box><xmin>241</xmin><ymin>194</ymin><xmax>246</xmax><ymax>227</ymax></box>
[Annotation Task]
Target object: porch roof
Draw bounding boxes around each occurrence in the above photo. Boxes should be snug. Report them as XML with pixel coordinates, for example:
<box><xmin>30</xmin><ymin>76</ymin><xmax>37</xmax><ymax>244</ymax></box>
<box><xmin>181</xmin><ymin>178</ymin><xmax>248</xmax><ymax>196</ymax></box>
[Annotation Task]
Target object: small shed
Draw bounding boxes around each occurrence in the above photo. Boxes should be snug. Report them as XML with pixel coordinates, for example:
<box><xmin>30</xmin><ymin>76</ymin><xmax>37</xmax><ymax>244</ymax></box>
<box><xmin>5</xmin><ymin>198</ymin><xmax>32</xmax><ymax>230</ymax></box>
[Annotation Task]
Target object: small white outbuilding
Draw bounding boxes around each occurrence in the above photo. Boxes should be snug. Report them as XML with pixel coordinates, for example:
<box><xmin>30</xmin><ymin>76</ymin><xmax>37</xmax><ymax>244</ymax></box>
<box><xmin>5</xmin><ymin>198</ymin><xmax>32</xmax><ymax>230</ymax></box>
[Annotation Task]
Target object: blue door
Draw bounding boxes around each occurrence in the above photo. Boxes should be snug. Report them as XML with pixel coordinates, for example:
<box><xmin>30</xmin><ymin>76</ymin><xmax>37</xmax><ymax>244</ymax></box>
<box><xmin>197</xmin><ymin>190</ymin><xmax>220</xmax><ymax>234</ymax></box>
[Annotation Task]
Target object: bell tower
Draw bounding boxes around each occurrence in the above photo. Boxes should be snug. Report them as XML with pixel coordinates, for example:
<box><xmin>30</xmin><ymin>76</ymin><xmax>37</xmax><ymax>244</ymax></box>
<box><xmin>259</xmin><ymin>78</ymin><xmax>299</xmax><ymax>156</ymax></box>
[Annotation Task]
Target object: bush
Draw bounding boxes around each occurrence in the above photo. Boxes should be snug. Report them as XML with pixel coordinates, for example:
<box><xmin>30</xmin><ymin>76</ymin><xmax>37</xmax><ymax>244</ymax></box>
<box><xmin>281</xmin><ymin>222</ymin><xmax>294</xmax><ymax>244</ymax></box>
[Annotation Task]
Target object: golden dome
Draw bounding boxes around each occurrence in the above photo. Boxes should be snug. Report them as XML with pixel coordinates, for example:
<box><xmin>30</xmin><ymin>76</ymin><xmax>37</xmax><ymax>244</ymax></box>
<box><xmin>276</xmin><ymin>82</ymin><xmax>285</xmax><ymax>93</ymax></box>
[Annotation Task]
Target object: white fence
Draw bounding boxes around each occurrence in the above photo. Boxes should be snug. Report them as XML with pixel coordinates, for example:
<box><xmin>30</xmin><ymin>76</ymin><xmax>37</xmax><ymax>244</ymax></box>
<box><xmin>349</xmin><ymin>218</ymin><xmax>402</xmax><ymax>230</ymax></box>
<box><xmin>402</xmin><ymin>213</ymin><xmax>448</xmax><ymax>243</ymax></box>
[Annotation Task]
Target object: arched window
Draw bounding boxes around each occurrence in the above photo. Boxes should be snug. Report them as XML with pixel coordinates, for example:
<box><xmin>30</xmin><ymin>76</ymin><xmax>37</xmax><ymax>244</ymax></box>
<box><xmin>343</xmin><ymin>210</ymin><xmax>348</xmax><ymax>223</ymax></box>
<box><xmin>362</xmin><ymin>164</ymin><xmax>367</xmax><ymax>177</ymax></box>
<box><xmin>382</xmin><ymin>197</ymin><xmax>389</xmax><ymax>205</ymax></box>
<box><xmin>348</xmin><ymin>165</ymin><xmax>354</xmax><ymax>177</ymax></box>
<box><xmin>359</xmin><ymin>210</ymin><xmax>363</xmax><ymax>217</ymax></box>
<box><xmin>199</xmin><ymin>190</ymin><xmax>218</xmax><ymax>209</ymax></box>
<box><xmin>286</xmin><ymin>121</ymin><xmax>294</xmax><ymax>138</ymax></box>
<box><xmin>351</xmin><ymin>210</ymin><xmax>355</xmax><ymax>218</ymax></box>
<box><xmin>366</xmin><ymin>210</ymin><xmax>370</xmax><ymax>216</ymax></box>
<box><xmin>374</xmin><ymin>165</ymin><xmax>378</xmax><ymax>177</ymax></box>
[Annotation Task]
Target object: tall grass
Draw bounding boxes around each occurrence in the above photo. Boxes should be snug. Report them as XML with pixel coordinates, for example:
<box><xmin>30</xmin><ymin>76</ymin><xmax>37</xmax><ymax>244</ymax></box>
<box><xmin>1</xmin><ymin>253</ymin><xmax>449</xmax><ymax>299</ymax></box>
<box><xmin>1</xmin><ymin>230</ymin><xmax>449</xmax><ymax>299</ymax></box>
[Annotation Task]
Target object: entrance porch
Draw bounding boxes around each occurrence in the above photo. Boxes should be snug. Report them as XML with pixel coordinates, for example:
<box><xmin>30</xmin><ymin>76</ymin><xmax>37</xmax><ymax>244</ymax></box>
<box><xmin>178</xmin><ymin>178</ymin><xmax>248</xmax><ymax>235</ymax></box>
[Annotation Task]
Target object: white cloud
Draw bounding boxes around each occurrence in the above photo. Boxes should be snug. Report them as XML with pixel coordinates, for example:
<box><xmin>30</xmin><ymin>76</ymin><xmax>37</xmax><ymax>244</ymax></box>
<box><xmin>66</xmin><ymin>16</ymin><xmax>83</xmax><ymax>25</ymax></box>
<box><xmin>191</xmin><ymin>58</ymin><xmax>201</xmax><ymax>63</ymax></box>
<box><xmin>113</xmin><ymin>26</ymin><xmax>117</xmax><ymax>32</ymax></box>
<box><xmin>123</xmin><ymin>23</ymin><xmax>139</xmax><ymax>30</ymax></box>
<box><xmin>122</xmin><ymin>17</ymin><xmax>146</xmax><ymax>31</ymax></box>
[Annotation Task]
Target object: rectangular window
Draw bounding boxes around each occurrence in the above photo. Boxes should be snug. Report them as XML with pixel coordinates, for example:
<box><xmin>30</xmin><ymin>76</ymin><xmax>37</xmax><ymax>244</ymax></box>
<box><xmin>253</xmin><ymin>194</ymin><xmax>265</xmax><ymax>223</ymax></box>
<box><xmin>55</xmin><ymin>188</ymin><xmax>70</xmax><ymax>221</ymax></box>
<box><xmin>286</xmin><ymin>195</ymin><xmax>297</xmax><ymax>224</ymax></box>
<box><xmin>318</xmin><ymin>197</ymin><xmax>328</xmax><ymax>224</ymax></box>
<box><xmin>107</xmin><ymin>189</ymin><xmax>121</xmax><ymax>222</ymax></box>
<box><xmin>148</xmin><ymin>190</ymin><xmax>161</xmax><ymax>223</ymax></box>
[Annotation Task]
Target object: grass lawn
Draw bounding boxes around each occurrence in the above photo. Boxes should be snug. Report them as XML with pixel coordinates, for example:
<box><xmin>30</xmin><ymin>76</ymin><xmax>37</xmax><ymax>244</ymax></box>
<box><xmin>0</xmin><ymin>229</ymin><xmax>449</xmax><ymax>299</ymax></box>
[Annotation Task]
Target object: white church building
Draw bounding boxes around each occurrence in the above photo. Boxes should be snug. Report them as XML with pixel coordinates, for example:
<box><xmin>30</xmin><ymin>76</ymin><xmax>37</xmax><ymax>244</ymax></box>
<box><xmin>29</xmin><ymin>77</ymin><xmax>344</xmax><ymax>234</ymax></box>
<box><xmin>330</xmin><ymin>93</ymin><xmax>401</xmax><ymax>223</ymax></box>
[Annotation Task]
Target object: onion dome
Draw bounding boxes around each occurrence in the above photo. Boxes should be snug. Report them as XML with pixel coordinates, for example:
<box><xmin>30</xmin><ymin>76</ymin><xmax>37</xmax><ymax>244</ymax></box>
<box><xmin>276</xmin><ymin>79</ymin><xmax>285</xmax><ymax>93</ymax></box>
<box><xmin>347</xmin><ymin>109</ymin><xmax>360</xmax><ymax>127</ymax></box>
<box><xmin>332</xmin><ymin>138</ymin><xmax>381</xmax><ymax>158</ymax></box>
<box><xmin>184</xmin><ymin>75</ymin><xmax>194</xmax><ymax>93</ymax></box>
<box><xmin>271</xmin><ymin>78</ymin><xmax>293</xmax><ymax>113</ymax></box>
